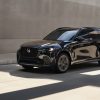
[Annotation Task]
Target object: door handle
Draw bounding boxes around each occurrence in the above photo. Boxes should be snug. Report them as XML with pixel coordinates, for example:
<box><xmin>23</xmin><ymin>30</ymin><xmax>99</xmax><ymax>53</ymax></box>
<box><xmin>85</xmin><ymin>38</ymin><xmax>93</xmax><ymax>41</ymax></box>
<box><xmin>82</xmin><ymin>38</ymin><xmax>92</xmax><ymax>43</ymax></box>
<box><xmin>88</xmin><ymin>38</ymin><xmax>93</xmax><ymax>41</ymax></box>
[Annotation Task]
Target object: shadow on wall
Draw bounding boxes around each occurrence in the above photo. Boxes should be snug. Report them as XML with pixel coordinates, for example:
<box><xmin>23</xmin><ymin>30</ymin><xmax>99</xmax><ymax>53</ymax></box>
<box><xmin>1</xmin><ymin>0</ymin><xmax>100</xmax><ymax>39</ymax></box>
<box><xmin>1</xmin><ymin>0</ymin><xmax>100</xmax><ymax>53</ymax></box>
<box><xmin>0</xmin><ymin>63</ymin><xmax>100</xmax><ymax>99</ymax></box>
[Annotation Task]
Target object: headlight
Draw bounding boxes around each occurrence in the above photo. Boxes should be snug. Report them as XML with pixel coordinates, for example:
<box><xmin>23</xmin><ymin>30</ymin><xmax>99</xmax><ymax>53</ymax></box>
<box><xmin>38</xmin><ymin>49</ymin><xmax>46</xmax><ymax>53</ymax></box>
<box><xmin>49</xmin><ymin>48</ymin><xmax>55</xmax><ymax>52</ymax></box>
<box><xmin>38</xmin><ymin>48</ymin><xmax>55</xmax><ymax>54</ymax></box>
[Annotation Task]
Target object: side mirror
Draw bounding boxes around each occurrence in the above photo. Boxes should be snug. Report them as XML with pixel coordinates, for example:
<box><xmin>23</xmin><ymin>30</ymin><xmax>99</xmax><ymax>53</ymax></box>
<box><xmin>75</xmin><ymin>36</ymin><xmax>84</xmax><ymax>41</ymax></box>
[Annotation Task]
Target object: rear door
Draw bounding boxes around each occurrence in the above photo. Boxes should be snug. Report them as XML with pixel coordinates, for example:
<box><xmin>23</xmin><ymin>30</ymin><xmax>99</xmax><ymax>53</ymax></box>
<box><xmin>89</xmin><ymin>30</ymin><xmax>100</xmax><ymax>59</ymax></box>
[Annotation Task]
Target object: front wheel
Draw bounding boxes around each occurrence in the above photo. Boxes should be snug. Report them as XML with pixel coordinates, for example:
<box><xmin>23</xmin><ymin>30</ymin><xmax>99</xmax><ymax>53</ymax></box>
<box><xmin>55</xmin><ymin>53</ymin><xmax>70</xmax><ymax>73</ymax></box>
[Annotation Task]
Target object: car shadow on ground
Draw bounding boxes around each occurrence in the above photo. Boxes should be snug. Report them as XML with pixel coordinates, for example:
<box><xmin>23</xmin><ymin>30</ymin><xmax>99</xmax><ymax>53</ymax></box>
<box><xmin>0</xmin><ymin>62</ymin><xmax>100</xmax><ymax>100</ymax></box>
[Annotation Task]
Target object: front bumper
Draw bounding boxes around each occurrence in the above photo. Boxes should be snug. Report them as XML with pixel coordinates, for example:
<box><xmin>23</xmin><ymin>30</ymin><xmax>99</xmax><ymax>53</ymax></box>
<box><xmin>17</xmin><ymin>51</ymin><xmax>55</xmax><ymax>67</ymax></box>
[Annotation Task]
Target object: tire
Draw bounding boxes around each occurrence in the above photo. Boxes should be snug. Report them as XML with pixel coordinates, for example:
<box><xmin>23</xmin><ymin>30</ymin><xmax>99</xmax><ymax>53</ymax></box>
<box><xmin>22</xmin><ymin>65</ymin><xmax>33</xmax><ymax>70</ymax></box>
<box><xmin>55</xmin><ymin>53</ymin><xmax>70</xmax><ymax>73</ymax></box>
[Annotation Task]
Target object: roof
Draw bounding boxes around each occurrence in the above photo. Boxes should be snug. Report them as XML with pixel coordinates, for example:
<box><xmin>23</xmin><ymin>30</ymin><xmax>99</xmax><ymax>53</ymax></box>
<box><xmin>56</xmin><ymin>27</ymin><xmax>100</xmax><ymax>31</ymax></box>
<box><xmin>57</xmin><ymin>27</ymin><xmax>79</xmax><ymax>30</ymax></box>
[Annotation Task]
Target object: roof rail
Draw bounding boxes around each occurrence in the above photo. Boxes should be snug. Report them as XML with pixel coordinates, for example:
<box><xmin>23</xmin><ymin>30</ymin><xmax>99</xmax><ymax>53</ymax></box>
<box><xmin>57</xmin><ymin>27</ymin><xmax>78</xmax><ymax>30</ymax></box>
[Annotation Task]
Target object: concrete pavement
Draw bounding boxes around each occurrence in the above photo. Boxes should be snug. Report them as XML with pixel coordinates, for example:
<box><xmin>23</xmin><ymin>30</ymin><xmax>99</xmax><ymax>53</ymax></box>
<box><xmin>0</xmin><ymin>63</ymin><xmax>100</xmax><ymax>100</ymax></box>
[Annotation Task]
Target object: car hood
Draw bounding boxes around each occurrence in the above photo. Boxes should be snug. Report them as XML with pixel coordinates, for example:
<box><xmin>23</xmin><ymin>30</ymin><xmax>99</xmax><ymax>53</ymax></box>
<box><xmin>21</xmin><ymin>40</ymin><xmax>62</xmax><ymax>48</ymax></box>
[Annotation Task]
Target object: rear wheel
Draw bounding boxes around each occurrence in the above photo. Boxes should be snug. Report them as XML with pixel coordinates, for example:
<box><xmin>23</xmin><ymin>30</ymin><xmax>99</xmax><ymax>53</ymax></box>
<box><xmin>55</xmin><ymin>53</ymin><xmax>70</xmax><ymax>73</ymax></box>
<box><xmin>22</xmin><ymin>65</ymin><xmax>33</xmax><ymax>70</ymax></box>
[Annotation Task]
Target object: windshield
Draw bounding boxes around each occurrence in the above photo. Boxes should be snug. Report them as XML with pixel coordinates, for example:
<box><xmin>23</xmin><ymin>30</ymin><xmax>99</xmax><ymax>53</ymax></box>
<box><xmin>43</xmin><ymin>29</ymin><xmax>78</xmax><ymax>41</ymax></box>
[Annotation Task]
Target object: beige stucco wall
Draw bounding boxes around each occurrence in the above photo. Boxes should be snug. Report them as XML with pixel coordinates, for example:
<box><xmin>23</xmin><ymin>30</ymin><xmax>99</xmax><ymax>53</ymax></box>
<box><xmin>0</xmin><ymin>0</ymin><xmax>100</xmax><ymax>53</ymax></box>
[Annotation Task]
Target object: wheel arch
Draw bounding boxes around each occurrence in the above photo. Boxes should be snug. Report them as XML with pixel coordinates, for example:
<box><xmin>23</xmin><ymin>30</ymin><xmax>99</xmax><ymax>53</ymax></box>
<box><xmin>56</xmin><ymin>50</ymin><xmax>72</xmax><ymax>62</ymax></box>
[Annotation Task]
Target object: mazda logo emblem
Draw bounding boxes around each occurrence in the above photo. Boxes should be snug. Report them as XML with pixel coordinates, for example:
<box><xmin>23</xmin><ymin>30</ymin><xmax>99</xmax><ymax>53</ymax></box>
<box><xmin>27</xmin><ymin>49</ymin><xmax>31</xmax><ymax>53</ymax></box>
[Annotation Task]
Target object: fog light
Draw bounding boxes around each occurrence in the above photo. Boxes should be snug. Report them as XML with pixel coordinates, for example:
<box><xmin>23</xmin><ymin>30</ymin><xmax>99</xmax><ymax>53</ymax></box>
<box><xmin>43</xmin><ymin>56</ymin><xmax>51</xmax><ymax>65</ymax></box>
<box><xmin>38</xmin><ymin>55</ymin><xmax>51</xmax><ymax>65</ymax></box>
<box><xmin>38</xmin><ymin>55</ymin><xmax>44</xmax><ymax>59</ymax></box>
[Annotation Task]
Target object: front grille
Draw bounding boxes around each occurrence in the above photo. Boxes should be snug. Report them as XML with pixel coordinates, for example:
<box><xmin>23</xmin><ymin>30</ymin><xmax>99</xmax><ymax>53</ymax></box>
<box><xmin>21</xmin><ymin>47</ymin><xmax>38</xmax><ymax>58</ymax></box>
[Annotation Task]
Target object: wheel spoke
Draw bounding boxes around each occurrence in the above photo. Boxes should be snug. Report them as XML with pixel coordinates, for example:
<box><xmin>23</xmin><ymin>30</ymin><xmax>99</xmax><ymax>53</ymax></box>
<box><xmin>57</xmin><ymin>54</ymin><xmax>69</xmax><ymax>72</ymax></box>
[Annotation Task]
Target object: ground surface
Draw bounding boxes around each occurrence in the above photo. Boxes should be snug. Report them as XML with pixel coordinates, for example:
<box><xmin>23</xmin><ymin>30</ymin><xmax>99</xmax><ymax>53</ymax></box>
<box><xmin>0</xmin><ymin>63</ymin><xmax>100</xmax><ymax>100</ymax></box>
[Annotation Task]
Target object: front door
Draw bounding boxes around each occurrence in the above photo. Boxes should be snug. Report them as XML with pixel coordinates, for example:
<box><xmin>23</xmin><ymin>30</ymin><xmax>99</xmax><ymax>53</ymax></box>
<box><xmin>71</xmin><ymin>32</ymin><xmax>97</xmax><ymax>63</ymax></box>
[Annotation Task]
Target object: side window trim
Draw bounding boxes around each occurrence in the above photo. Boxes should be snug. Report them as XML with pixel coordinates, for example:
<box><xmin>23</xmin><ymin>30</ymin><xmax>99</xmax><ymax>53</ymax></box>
<box><xmin>77</xmin><ymin>34</ymin><xmax>88</xmax><ymax>38</ymax></box>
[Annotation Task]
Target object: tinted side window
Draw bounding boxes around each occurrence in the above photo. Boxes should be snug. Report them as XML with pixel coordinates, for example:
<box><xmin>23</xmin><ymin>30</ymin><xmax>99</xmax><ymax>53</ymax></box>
<box><xmin>95</xmin><ymin>31</ymin><xmax>100</xmax><ymax>40</ymax></box>
<box><xmin>88</xmin><ymin>31</ymin><xmax>100</xmax><ymax>40</ymax></box>
<box><xmin>76</xmin><ymin>29</ymin><xmax>100</xmax><ymax>41</ymax></box>
<box><xmin>78</xmin><ymin>28</ymin><xmax>94</xmax><ymax>37</ymax></box>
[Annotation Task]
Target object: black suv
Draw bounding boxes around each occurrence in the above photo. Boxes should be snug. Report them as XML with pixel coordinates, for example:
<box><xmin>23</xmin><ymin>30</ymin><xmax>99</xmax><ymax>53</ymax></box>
<box><xmin>17</xmin><ymin>27</ymin><xmax>100</xmax><ymax>73</ymax></box>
